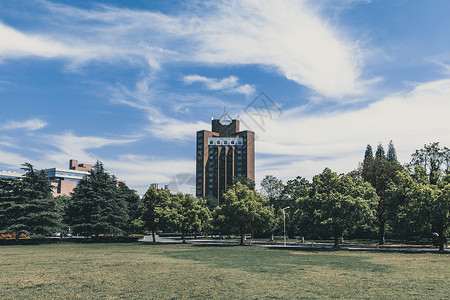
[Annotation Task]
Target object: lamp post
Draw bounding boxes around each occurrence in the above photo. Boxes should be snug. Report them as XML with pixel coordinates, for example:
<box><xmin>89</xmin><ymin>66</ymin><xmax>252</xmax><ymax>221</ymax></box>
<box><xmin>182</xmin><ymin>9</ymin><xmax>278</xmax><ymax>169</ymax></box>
<box><xmin>283</xmin><ymin>206</ymin><xmax>290</xmax><ymax>246</ymax></box>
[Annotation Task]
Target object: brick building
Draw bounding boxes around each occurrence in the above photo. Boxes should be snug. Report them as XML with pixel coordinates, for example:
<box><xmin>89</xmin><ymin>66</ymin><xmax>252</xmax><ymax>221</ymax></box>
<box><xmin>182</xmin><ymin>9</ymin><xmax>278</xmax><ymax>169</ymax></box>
<box><xmin>196</xmin><ymin>112</ymin><xmax>255</xmax><ymax>202</ymax></box>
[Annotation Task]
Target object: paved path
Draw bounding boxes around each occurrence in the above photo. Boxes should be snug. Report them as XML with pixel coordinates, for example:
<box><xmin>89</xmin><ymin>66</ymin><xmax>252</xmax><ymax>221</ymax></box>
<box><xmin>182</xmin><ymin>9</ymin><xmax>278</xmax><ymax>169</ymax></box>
<box><xmin>140</xmin><ymin>236</ymin><xmax>450</xmax><ymax>253</ymax></box>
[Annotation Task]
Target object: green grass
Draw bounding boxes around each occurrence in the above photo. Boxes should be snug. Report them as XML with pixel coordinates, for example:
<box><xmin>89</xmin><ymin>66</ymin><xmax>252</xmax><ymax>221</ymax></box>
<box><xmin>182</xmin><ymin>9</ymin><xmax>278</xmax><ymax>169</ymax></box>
<box><xmin>0</xmin><ymin>243</ymin><xmax>449</xmax><ymax>299</ymax></box>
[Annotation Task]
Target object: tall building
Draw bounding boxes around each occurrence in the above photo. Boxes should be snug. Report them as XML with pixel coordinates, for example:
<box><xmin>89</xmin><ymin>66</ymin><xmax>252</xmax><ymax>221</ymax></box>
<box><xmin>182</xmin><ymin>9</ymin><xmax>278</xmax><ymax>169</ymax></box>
<box><xmin>196</xmin><ymin>112</ymin><xmax>255</xmax><ymax>201</ymax></box>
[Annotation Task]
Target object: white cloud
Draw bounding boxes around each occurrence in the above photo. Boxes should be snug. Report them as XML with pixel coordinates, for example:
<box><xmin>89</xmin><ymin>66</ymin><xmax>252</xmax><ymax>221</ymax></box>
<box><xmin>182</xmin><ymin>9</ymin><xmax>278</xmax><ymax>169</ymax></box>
<box><xmin>0</xmin><ymin>0</ymin><xmax>367</xmax><ymax>98</ymax></box>
<box><xmin>183</xmin><ymin>74</ymin><xmax>256</xmax><ymax>96</ymax></box>
<box><xmin>39</xmin><ymin>132</ymin><xmax>138</xmax><ymax>166</ymax></box>
<box><xmin>0</xmin><ymin>118</ymin><xmax>47</xmax><ymax>131</ymax></box>
<box><xmin>147</xmin><ymin>119</ymin><xmax>210</xmax><ymax>141</ymax></box>
<box><xmin>250</xmin><ymin>78</ymin><xmax>450</xmax><ymax>182</ymax></box>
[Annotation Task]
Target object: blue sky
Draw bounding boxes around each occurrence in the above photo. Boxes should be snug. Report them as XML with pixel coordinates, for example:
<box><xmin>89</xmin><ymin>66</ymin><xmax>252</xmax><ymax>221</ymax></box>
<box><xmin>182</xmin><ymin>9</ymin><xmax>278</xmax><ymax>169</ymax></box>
<box><xmin>1</xmin><ymin>0</ymin><xmax>449</xmax><ymax>195</ymax></box>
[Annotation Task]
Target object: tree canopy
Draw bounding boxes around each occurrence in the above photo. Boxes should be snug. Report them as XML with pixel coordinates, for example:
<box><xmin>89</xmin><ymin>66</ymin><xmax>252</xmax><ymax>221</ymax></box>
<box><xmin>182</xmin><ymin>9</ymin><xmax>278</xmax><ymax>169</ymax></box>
<box><xmin>216</xmin><ymin>182</ymin><xmax>274</xmax><ymax>245</ymax></box>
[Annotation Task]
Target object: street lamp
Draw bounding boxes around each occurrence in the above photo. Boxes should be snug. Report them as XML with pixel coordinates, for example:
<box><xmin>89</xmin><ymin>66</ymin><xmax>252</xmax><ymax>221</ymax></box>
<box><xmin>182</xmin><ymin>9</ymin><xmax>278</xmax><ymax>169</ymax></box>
<box><xmin>282</xmin><ymin>206</ymin><xmax>290</xmax><ymax>246</ymax></box>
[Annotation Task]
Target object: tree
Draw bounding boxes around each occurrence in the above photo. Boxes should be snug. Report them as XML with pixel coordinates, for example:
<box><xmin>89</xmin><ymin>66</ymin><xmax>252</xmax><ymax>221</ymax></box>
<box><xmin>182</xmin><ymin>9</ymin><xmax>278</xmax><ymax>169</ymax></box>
<box><xmin>0</xmin><ymin>163</ymin><xmax>60</xmax><ymax>239</ymax></box>
<box><xmin>66</xmin><ymin>161</ymin><xmax>129</xmax><ymax>236</ymax></box>
<box><xmin>410</xmin><ymin>142</ymin><xmax>448</xmax><ymax>184</ymax></box>
<box><xmin>388</xmin><ymin>170</ymin><xmax>450</xmax><ymax>252</ymax></box>
<box><xmin>141</xmin><ymin>187</ymin><xmax>170</xmax><ymax>242</ymax></box>
<box><xmin>282</xmin><ymin>176</ymin><xmax>311</xmax><ymax>238</ymax></box>
<box><xmin>165</xmin><ymin>194</ymin><xmax>211</xmax><ymax>243</ymax></box>
<box><xmin>298</xmin><ymin>168</ymin><xmax>378</xmax><ymax>249</ymax></box>
<box><xmin>387</xmin><ymin>140</ymin><xmax>398</xmax><ymax>164</ymax></box>
<box><xmin>362</xmin><ymin>145</ymin><xmax>402</xmax><ymax>244</ymax></box>
<box><xmin>232</xmin><ymin>175</ymin><xmax>255</xmax><ymax>190</ymax></box>
<box><xmin>386</xmin><ymin>169</ymin><xmax>433</xmax><ymax>240</ymax></box>
<box><xmin>216</xmin><ymin>182</ymin><xmax>274</xmax><ymax>245</ymax></box>
<box><xmin>0</xmin><ymin>177</ymin><xmax>21</xmax><ymax>235</ymax></box>
<box><xmin>117</xmin><ymin>182</ymin><xmax>141</xmax><ymax>234</ymax></box>
<box><xmin>433</xmin><ymin>180</ymin><xmax>450</xmax><ymax>252</ymax></box>
<box><xmin>260</xmin><ymin>175</ymin><xmax>284</xmax><ymax>241</ymax></box>
<box><xmin>375</xmin><ymin>143</ymin><xmax>385</xmax><ymax>159</ymax></box>
<box><xmin>364</xmin><ymin>144</ymin><xmax>374</xmax><ymax>162</ymax></box>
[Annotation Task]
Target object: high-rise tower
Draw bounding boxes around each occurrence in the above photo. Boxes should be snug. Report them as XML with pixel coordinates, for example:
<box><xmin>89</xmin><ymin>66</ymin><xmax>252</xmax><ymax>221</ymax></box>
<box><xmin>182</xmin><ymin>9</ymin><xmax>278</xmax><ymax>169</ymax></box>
<box><xmin>196</xmin><ymin>112</ymin><xmax>255</xmax><ymax>201</ymax></box>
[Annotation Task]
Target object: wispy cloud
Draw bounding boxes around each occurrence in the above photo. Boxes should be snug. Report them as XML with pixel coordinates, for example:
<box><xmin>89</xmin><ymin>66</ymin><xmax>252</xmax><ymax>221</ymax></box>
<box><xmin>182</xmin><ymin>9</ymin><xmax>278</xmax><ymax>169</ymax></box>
<box><xmin>250</xmin><ymin>78</ymin><xmax>450</xmax><ymax>184</ymax></box>
<box><xmin>0</xmin><ymin>118</ymin><xmax>47</xmax><ymax>131</ymax></box>
<box><xmin>0</xmin><ymin>0</ymin><xmax>369</xmax><ymax>98</ymax></box>
<box><xmin>183</xmin><ymin>75</ymin><xmax>255</xmax><ymax>96</ymax></box>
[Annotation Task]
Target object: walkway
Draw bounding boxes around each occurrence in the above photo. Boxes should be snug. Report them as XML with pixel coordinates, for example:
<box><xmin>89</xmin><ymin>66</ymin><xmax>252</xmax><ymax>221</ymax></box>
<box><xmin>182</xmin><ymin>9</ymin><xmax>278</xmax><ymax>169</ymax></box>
<box><xmin>140</xmin><ymin>236</ymin><xmax>450</xmax><ymax>253</ymax></box>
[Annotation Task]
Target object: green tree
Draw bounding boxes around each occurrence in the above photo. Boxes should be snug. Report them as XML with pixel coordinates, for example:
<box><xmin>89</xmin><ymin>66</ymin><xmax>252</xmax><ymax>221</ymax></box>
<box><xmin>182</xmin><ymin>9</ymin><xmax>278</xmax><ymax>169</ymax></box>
<box><xmin>165</xmin><ymin>194</ymin><xmax>211</xmax><ymax>243</ymax></box>
<box><xmin>410</xmin><ymin>142</ymin><xmax>448</xmax><ymax>184</ymax></box>
<box><xmin>375</xmin><ymin>143</ymin><xmax>385</xmax><ymax>159</ymax></box>
<box><xmin>66</xmin><ymin>161</ymin><xmax>129</xmax><ymax>237</ymax></box>
<box><xmin>260</xmin><ymin>175</ymin><xmax>285</xmax><ymax>241</ymax></box>
<box><xmin>362</xmin><ymin>145</ymin><xmax>402</xmax><ymax>244</ymax></box>
<box><xmin>282</xmin><ymin>176</ymin><xmax>311</xmax><ymax>238</ymax></box>
<box><xmin>364</xmin><ymin>144</ymin><xmax>374</xmax><ymax>162</ymax></box>
<box><xmin>387</xmin><ymin>170</ymin><xmax>450</xmax><ymax>252</ymax></box>
<box><xmin>386</xmin><ymin>169</ymin><xmax>433</xmax><ymax>240</ymax></box>
<box><xmin>141</xmin><ymin>187</ymin><xmax>170</xmax><ymax>242</ymax></box>
<box><xmin>386</xmin><ymin>140</ymin><xmax>398</xmax><ymax>164</ymax></box>
<box><xmin>216</xmin><ymin>182</ymin><xmax>275</xmax><ymax>245</ymax></box>
<box><xmin>232</xmin><ymin>175</ymin><xmax>255</xmax><ymax>190</ymax></box>
<box><xmin>0</xmin><ymin>163</ymin><xmax>60</xmax><ymax>239</ymax></box>
<box><xmin>117</xmin><ymin>182</ymin><xmax>141</xmax><ymax>234</ymax></box>
<box><xmin>299</xmin><ymin>168</ymin><xmax>378</xmax><ymax>249</ymax></box>
<box><xmin>0</xmin><ymin>177</ymin><xmax>21</xmax><ymax>235</ymax></box>
<box><xmin>433</xmin><ymin>179</ymin><xmax>450</xmax><ymax>251</ymax></box>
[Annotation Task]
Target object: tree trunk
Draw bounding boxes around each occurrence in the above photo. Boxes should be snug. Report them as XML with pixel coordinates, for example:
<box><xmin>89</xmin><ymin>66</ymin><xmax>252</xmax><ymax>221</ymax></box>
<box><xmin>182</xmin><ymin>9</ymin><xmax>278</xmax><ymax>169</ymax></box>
<box><xmin>240</xmin><ymin>226</ymin><xmax>245</xmax><ymax>246</ymax></box>
<box><xmin>333</xmin><ymin>235</ymin><xmax>340</xmax><ymax>249</ymax></box>
<box><xmin>379</xmin><ymin>222</ymin><xmax>385</xmax><ymax>245</ymax></box>
<box><xmin>438</xmin><ymin>229</ymin><xmax>445</xmax><ymax>252</ymax></box>
<box><xmin>182</xmin><ymin>233</ymin><xmax>186</xmax><ymax>244</ymax></box>
<box><xmin>270</xmin><ymin>231</ymin><xmax>274</xmax><ymax>242</ymax></box>
<box><xmin>151</xmin><ymin>230</ymin><xmax>156</xmax><ymax>243</ymax></box>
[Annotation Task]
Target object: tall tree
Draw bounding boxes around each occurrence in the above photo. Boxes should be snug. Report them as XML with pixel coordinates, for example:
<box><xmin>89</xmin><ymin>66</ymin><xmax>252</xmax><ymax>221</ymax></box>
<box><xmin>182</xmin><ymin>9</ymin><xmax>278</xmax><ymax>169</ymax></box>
<box><xmin>260</xmin><ymin>175</ymin><xmax>284</xmax><ymax>241</ymax></box>
<box><xmin>410</xmin><ymin>142</ymin><xmax>447</xmax><ymax>184</ymax></box>
<box><xmin>0</xmin><ymin>177</ymin><xmax>21</xmax><ymax>235</ymax></box>
<box><xmin>362</xmin><ymin>145</ymin><xmax>402</xmax><ymax>244</ymax></box>
<box><xmin>282</xmin><ymin>176</ymin><xmax>311</xmax><ymax>238</ymax></box>
<box><xmin>66</xmin><ymin>161</ymin><xmax>129</xmax><ymax>236</ymax></box>
<box><xmin>117</xmin><ymin>182</ymin><xmax>141</xmax><ymax>234</ymax></box>
<box><xmin>298</xmin><ymin>168</ymin><xmax>378</xmax><ymax>249</ymax></box>
<box><xmin>0</xmin><ymin>163</ymin><xmax>60</xmax><ymax>238</ymax></box>
<box><xmin>217</xmin><ymin>182</ymin><xmax>274</xmax><ymax>245</ymax></box>
<box><xmin>141</xmin><ymin>187</ymin><xmax>170</xmax><ymax>242</ymax></box>
<box><xmin>386</xmin><ymin>140</ymin><xmax>398</xmax><ymax>164</ymax></box>
<box><xmin>165</xmin><ymin>194</ymin><xmax>211</xmax><ymax>243</ymax></box>
<box><xmin>364</xmin><ymin>144</ymin><xmax>374</xmax><ymax>162</ymax></box>
<box><xmin>375</xmin><ymin>143</ymin><xmax>385</xmax><ymax>159</ymax></box>
<box><xmin>387</xmin><ymin>170</ymin><xmax>450</xmax><ymax>252</ymax></box>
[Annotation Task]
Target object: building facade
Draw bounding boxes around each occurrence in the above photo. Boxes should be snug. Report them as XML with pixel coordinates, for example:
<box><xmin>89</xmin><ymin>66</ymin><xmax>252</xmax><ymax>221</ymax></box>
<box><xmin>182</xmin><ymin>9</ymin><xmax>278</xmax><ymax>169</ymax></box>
<box><xmin>43</xmin><ymin>159</ymin><xmax>92</xmax><ymax>197</ymax></box>
<box><xmin>196</xmin><ymin>112</ymin><xmax>255</xmax><ymax>201</ymax></box>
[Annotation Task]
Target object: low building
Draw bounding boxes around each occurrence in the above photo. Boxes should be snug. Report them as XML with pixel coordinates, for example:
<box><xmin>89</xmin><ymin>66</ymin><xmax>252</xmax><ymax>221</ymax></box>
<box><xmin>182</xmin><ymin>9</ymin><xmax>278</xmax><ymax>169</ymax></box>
<box><xmin>43</xmin><ymin>159</ymin><xmax>92</xmax><ymax>197</ymax></box>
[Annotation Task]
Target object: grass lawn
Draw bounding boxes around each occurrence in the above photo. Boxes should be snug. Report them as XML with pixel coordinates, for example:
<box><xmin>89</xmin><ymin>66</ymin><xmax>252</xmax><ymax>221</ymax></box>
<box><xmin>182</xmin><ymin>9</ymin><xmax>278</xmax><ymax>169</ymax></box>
<box><xmin>1</xmin><ymin>243</ymin><xmax>449</xmax><ymax>299</ymax></box>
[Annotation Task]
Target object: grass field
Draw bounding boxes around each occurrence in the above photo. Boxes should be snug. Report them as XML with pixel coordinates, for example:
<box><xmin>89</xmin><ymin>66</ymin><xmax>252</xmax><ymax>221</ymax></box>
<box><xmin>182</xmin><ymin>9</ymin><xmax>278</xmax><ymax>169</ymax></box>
<box><xmin>1</xmin><ymin>243</ymin><xmax>449</xmax><ymax>299</ymax></box>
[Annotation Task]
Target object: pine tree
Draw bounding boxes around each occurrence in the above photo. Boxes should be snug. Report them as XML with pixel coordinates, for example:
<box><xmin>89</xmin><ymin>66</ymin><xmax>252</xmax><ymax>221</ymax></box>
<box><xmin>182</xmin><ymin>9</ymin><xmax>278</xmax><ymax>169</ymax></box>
<box><xmin>0</xmin><ymin>163</ymin><xmax>60</xmax><ymax>238</ymax></box>
<box><xmin>375</xmin><ymin>143</ymin><xmax>385</xmax><ymax>159</ymax></box>
<box><xmin>66</xmin><ymin>161</ymin><xmax>129</xmax><ymax>236</ymax></box>
<box><xmin>387</xmin><ymin>140</ymin><xmax>398</xmax><ymax>163</ymax></box>
<box><xmin>364</xmin><ymin>144</ymin><xmax>374</xmax><ymax>162</ymax></box>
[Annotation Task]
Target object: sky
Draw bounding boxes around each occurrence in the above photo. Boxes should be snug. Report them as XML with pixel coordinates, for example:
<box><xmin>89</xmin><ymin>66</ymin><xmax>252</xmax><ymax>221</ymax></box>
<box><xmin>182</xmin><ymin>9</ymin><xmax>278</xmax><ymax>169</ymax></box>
<box><xmin>1</xmin><ymin>0</ymin><xmax>449</xmax><ymax>195</ymax></box>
